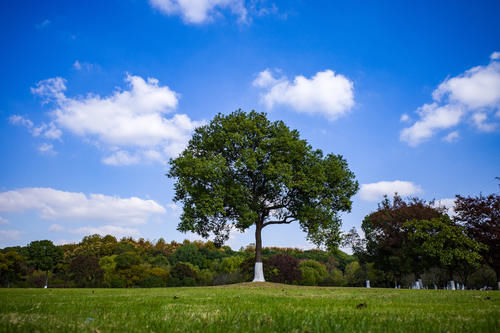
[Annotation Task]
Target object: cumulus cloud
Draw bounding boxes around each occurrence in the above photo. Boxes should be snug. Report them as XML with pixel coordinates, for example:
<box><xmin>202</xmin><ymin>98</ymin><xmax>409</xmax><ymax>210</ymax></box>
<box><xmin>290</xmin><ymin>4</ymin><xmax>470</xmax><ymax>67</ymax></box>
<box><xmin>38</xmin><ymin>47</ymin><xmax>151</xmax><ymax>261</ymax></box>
<box><xmin>253</xmin><ymin>69</ymin><xmax>355</xmax><ymax>120</ymax></box>
<box><xmin>150</xmin><ymin>0</ymin><xmax>247</xmax><ymax>24</ymax></box>
<box><xmin>359</xmin><ymin>180</ymin><xmax>423</xmax><ymax>201</ymax></box>
<box><xmin>0</xmin><ymin>187</ymin><xmax>166</xmax><ymax>225</ymax></box>
<box><xmin>401</xmin><ymin>54</ymin><xmax>500</xmax><ymax>146</ymax></box>
<box><xmin>29</xmin><ymin>74</ymin><xmax>203</xmax><ymax>165</ymax></box>
<box><xmin>400</xmin><ymin>103</ymin><xmax>464</xmax><ymax>146</ymax></box>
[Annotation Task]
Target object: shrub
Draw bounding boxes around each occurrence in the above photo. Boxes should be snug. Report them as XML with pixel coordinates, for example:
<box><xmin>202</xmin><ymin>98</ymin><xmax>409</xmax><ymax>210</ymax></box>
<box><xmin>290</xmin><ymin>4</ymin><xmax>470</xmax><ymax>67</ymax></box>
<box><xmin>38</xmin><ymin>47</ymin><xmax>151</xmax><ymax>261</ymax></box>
<box><xmin>299</xmin><ymin>260</ymin><xmax>327</xmax><ymax>286</ymax></box>
<box><xmin>267</xmin><ymin>254</ymin><xmax>301</xmax><ymax>284</ymax></box>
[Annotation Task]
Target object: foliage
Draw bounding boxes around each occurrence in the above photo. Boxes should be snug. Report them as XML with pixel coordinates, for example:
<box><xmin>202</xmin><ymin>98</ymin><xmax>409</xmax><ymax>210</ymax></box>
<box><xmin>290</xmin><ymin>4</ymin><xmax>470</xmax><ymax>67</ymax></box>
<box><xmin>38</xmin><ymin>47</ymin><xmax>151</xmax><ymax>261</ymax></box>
<box><xmin>69</xmin><ymin>255</ymin><xmax>103</xmax><ymax>287</ymax></box>
<box><xmin>267</xmin><ymin>254</ymin><xmax>301</xmax><ymax>284</ymax></box>
<box><xmin>454</xmin><ymin>194</ymin><xmax>500</xmax><ymax>280</ymax></box>
<box><xmin>170</xmin><ymin>243</ymin><xmax>206</xmax><ymax>268</ymax></box>
<box><xmin>344</xmin><ymin>261</ymin><xmax>365</xmax><ymax>286</ymax></box>
<box><xmin>26</xmin><ymin>240</ymin><xmax>62</xmax><ymax>273</ymax></box>
<box><xmin>361</xmin><ymin>195</ymin><xmax>445</xmax><ymax>284</ymax></box>
<box><xmin>168</xmin><ymin>110</ymin><xmax>359</xmax><ymax>268</ymax></box>
<box><xmin>0</xmin><ymin>251</ymin><xmax>25</xmax><ymax>287</ymax></box>
<box><xmin>299</xmin><ymin>260</ymin><xmax>327</xmax><ymax>285</ymax></box>
<box><xmin>403</xmin><ymin>216</ymin><xmax>485</xmax><ymax>279</ymax></box>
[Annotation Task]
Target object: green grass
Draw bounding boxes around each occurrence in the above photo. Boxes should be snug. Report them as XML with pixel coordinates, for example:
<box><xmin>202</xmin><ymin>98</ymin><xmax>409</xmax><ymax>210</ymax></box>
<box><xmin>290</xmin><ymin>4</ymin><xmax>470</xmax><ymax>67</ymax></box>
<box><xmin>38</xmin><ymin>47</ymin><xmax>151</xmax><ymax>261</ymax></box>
<box><xmin>0</xmin><ymin>283</ymin><xmax>499</xmax><ymax>332</ymax></box>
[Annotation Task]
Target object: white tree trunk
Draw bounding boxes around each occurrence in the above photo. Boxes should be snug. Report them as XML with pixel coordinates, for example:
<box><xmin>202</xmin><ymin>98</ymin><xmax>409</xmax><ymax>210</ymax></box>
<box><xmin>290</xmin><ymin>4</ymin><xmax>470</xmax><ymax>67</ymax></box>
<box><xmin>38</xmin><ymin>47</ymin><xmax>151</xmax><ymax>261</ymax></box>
<box><xmin>253</xmin><ymin>262</ymin><xmax>265</xmax><ymax>282</ymax></box>
<box><xmin>366</xmin><ymin>280</ymin><xmax>370</xmax><ymax>288</ymax></box>
<box><xmin>449</xmin><ymin>280</ymin><xmax>456</xmax><ymax>290</ymax></box>
<box><xmin>498</xmin><ymin>281</ymin><xmax>500</xmax><ymax>290</ymax></box>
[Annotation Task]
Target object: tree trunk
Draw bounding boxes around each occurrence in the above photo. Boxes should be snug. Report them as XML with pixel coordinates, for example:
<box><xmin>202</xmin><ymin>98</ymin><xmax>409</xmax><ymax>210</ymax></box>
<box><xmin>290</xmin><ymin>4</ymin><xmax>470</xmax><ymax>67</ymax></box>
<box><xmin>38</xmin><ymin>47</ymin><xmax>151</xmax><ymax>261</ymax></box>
<box><xmin>253</xmin><ymin>223</ymin><xmax>265</xmax><ymax>282</ymax></box>
<box><xmin>495</xmin><ymin>266</ymin><xmax>500</xmax><ymax>290</ymax></box>
<box><xmin>44</xmin><ymin>271</ymin><xmax>48</xmax><ymax>288</ymax></box>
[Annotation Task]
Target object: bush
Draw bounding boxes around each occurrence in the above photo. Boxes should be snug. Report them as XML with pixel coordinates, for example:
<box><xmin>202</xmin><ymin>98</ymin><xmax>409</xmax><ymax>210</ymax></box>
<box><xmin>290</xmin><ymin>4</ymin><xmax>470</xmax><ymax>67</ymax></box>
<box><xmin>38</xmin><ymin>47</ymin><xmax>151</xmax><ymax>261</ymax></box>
<box><xmin>344</xmin><ymin>261</ymin><xmax>365</xmax><ymax>286</ymax></box>
<box><xmin>299</xmin><ymin>260</ymin><xmax>327</xmax><ymax>286</ymax></box>
<box><xmin>267</xmin><ymin>254</ymin><xmax>301</xmax><ymax>284</ymax></box>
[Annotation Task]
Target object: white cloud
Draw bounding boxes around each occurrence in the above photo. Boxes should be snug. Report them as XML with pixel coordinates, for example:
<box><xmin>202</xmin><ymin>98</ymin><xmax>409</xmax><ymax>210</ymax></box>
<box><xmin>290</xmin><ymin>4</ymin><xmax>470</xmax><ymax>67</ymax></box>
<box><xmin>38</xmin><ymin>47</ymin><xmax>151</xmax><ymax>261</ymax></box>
<box><xmin>400</xmin><ymin>103</ymin><xmax>464</xmax><ymax>146</ymax></box>
<box><xmin>472</xmin><ymin>112</ymin><xmax>497</xmax><ymax>132</ymax></box>
<box><xmin>0</xmin><ymin>230</ymin><xmax>21</xmax><ymax>240</ymax></box>
<box><xmin>433</xmin><ymin>198</ymin><xmax>456</xmax><ymax>216</ymax></box>
<box><xmin>150</xmin><ymin>0</ymin><xmax>247</xmax><ymax>24</ymax></box>
<box><xmin>38</xmin><ymin>143</ymin><xmax>56</xmax><ymax>155</ymax></box>
<box><xmin>0</xmin><ymin>217</ymin><xmax>8</xmax><ymax>225</ymax></box>
<box><xmin>400</xmin><ymin>113</ymin><xmax>410</xmax><ymax>122</ymax></box>
<box><xmin>102</xmin><ymin>150</ymin><xmax>141</xmax><ymax>166</ymax></box>
<box><xmin>442</xmin><ymin>130</ymin><xmax>460</xmax><ymax>143</ymax></box>
<box><xmin>73</xmin><ymin>60</ymin><xmax>97</xmax><ymax>71</ymax></box>
<box><xmin>254</xmin><ymin>69</ymin><xmax>355</xmax><ymax>120</ymax></box>
<box><xmin>72</xmin><ymin>225</ymin><xmax>140</xmax><ymax>238</ymax></box>
<box><xmin>359</xmin><ymin>180</ymin><xmax>423</xmax><ymax>201</ymax></box>
<box><xmin>491</xmin><ymin>51</ymin><xmax>500</xmax><ymax>60</ymax></box>
<box><xmin>30</xmin><ymin>74</ymin><xmax>203</xmax><ymax>165</ymax></box>
<box><xmin>0</xmin><ymin>187</ymin><xmax>166</xmax><ymax>225</ymax></box>
<box><xmin>10</xmin><ymin>115</ymin><xmax>62</xmax><ymax>140</ymax></box>
<box><xmin>48</xmin><ymin>224</ymin><xmax>64</xmax><ymax>232</ymax></box>
<box><xmin>9</xmin><ymin>115</ymin><xmax>34</xmax><ymax>128</ymax></box>
<box><xmin>401</xmin><ymin>55</ymin><xmax>500</xmax><ymax>146</ymax></box>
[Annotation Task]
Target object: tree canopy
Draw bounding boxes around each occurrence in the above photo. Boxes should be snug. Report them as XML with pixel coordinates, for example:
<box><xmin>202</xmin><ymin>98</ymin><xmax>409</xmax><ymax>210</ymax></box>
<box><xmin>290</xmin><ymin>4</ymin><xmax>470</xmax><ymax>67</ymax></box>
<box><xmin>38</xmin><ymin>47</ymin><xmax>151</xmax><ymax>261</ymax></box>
<box><xmin>454</xmin><ymin>194</ymin><xmax>500</xmax><ymax>281</ymax></box>
<box><xmin>361</xmin><ymin>195</ymin><xmax>445</xmax><ymax>284</ymax></box>
<box><xmin>168</xmin><ymin>110</ymin><xmax>358</xmax><ymax>278</ymax></box>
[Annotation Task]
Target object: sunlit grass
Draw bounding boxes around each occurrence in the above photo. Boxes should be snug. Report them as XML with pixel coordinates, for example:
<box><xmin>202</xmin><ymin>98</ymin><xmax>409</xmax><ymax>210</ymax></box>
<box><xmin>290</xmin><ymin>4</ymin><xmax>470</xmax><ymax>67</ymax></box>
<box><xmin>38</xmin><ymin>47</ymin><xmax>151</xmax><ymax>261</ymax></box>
<box><xmin>0</xmin><ymin>283</ymin><xmax>498</xmax><ymax>332</ymax></box>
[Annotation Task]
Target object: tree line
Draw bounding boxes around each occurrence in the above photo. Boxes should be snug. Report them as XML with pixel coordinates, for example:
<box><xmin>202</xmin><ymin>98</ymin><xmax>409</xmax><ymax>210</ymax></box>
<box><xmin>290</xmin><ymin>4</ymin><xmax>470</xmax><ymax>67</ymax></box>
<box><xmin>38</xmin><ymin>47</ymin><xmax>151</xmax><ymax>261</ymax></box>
<box><xmin>0</xmin><ymin>192</ymin><xmax>497</xmax><ymax>289</ymax></box>
<box><xmin>0</xmin><ymin>235</ymin><xmax>362</xmax><ymax>288</ymax></box>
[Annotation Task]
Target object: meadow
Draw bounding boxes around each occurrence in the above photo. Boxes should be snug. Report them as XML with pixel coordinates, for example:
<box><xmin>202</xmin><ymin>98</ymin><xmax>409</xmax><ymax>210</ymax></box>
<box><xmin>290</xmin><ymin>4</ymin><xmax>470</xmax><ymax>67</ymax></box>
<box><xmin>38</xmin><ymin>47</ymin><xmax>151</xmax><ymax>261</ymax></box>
<box><xmin>0</xmin><ymin>283</ymin><xmax>498</xmax><ymax>332</ymax></box>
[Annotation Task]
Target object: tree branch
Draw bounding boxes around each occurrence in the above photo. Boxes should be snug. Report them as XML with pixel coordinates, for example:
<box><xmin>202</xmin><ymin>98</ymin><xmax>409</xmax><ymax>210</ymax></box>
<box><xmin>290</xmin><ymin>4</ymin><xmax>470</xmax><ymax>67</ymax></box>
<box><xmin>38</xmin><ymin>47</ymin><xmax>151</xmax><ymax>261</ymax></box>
<box><xmin>263</xmin><ymin>216</ymin><xmax>297</xmax><ymax>228</ymax></box>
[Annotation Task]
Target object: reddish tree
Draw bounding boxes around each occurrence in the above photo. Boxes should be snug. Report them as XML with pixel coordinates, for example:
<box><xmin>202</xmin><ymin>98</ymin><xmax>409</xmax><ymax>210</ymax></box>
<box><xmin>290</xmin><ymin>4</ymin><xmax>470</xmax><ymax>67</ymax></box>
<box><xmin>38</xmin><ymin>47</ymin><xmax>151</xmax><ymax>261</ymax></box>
<box><xmin>361</xmin><ymin>195</ymin><xmax>445</xmax><ymax>285</ymax></box>
<box><xmin>454</xmin><ymin>194</ymin><xmax>500</xmax><ymax>283</ymax></box>
<box><xmin>267</xmin><ymin>254</ymin><xmax>302</xmax><ymax>284</ymax></box>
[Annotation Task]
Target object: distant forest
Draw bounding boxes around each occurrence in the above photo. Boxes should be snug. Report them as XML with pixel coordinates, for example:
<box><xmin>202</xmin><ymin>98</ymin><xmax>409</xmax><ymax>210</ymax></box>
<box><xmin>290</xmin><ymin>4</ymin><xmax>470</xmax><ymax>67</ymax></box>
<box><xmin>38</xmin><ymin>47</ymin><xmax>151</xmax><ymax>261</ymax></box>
<box><xmin>0</xmin><ymin>235</ymin><xmax>357</xmax><ymax>288</ymax></box>
<box><xmin>1</xmin><ymin>193</ymin><xmax>498</xmax><ymax>290</ymax></box>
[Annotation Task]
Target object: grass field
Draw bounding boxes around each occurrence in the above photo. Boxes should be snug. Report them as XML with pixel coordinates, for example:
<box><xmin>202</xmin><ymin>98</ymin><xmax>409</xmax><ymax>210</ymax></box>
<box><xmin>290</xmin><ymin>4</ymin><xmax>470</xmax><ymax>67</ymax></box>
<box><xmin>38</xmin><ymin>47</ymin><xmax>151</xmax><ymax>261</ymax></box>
<box><xmin>0</xmin><ymin>283</ymin><xmax>499</xmax><ymax>332</ymax></box>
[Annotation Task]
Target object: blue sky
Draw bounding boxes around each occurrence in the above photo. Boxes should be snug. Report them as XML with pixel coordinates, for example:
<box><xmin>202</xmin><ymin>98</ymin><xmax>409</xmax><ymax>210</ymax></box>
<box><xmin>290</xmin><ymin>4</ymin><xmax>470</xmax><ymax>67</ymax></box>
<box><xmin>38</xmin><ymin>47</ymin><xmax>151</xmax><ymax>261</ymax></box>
<box><xmin>1</xmin><ymin>0</ymin><xmax>499</xmax><ymax>250</ymax></box>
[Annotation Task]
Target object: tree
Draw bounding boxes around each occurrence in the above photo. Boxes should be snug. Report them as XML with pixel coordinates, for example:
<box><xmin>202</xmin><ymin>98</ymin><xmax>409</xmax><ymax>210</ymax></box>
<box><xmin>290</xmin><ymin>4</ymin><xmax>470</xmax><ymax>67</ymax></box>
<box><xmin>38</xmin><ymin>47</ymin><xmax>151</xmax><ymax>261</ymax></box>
<box><xmin>361</xmin><ymin>195</ymin><xmax>445</xmax><ymax>286</ymax></box>
<box><xmin>454</xmin><ymin>194</ymin><xmax>500</xmax><ymax>288</ymax></box>
<box><xmin>0</xmin><ymin>251</ymin><xmax>25</xmax><ymax>287</ymax></box>
<box><xmin>168</xmin><ymin>110</ymin><xmax>358</xmax><ymax>281</ymax></box>
<box><xmin>170</xmin><ymin>242</ymin><xmax>206</xmax><ymax>268</ymax></box>
<box><xmin>299</xmin><ymin>259</ymin><xmax>328</xmax><ymax>285</ymax></box>
<box><xmin>69</xmin><ymin>255</ymin><xmax>103</xmax><ymax>287</ymax></box>
<box><xmin>404</xmin><ymin>216</ymin><xmax>484</xmax><ymax>288</ymax></box>
<box><xmin>26</xmin><ymin>240</ymin><xmax>62</xmax><ymax>288</ymax></box>
<box><xmin>267</xmin><ymin>254</ymin><xmax>302</xmax><ymax>284</ymax></box>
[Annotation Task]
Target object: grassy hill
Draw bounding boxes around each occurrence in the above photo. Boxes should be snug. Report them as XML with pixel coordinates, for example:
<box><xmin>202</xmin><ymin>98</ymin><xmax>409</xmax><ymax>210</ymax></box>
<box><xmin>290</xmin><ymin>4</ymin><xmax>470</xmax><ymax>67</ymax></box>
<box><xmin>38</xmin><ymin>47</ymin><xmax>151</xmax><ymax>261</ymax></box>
<box><xmin>0</xmin><ymin>283</ymin><xmax>498</xmax><ymax>332</ymax></box>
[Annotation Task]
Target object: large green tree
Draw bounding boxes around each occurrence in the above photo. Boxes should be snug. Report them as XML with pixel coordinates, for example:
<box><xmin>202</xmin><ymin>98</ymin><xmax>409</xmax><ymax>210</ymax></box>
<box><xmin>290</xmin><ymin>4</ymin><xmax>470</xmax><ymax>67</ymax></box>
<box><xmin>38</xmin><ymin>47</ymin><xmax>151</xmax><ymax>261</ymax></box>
<box><xmin>404</xmin><ymin>216</ymin><xmax>484</xmax><ymax>288</ymax></box>
<box><xmin>26</xmin><ymin>240</ymin><xmax>62</xmax><ymax>288</ymax></box>
<box><xmin>361</xmin><ymin>195</ymin><xmax>445</xmax><ymax>286</ymax></box>
<box><xmin>168</xmin><ymin>110</ymin><xmax>358</xmax><ymax>281</ymax></box>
